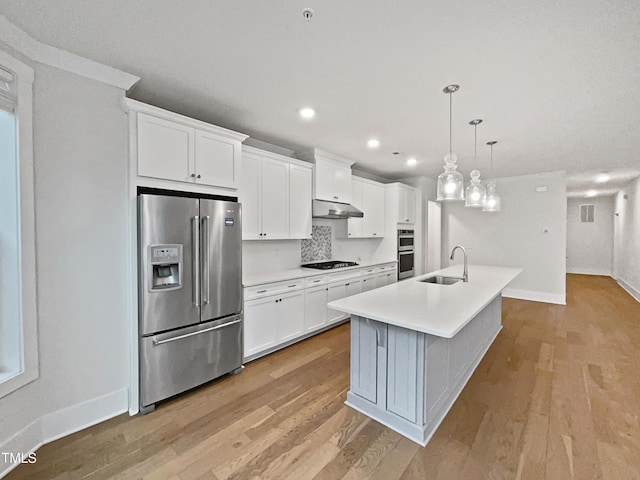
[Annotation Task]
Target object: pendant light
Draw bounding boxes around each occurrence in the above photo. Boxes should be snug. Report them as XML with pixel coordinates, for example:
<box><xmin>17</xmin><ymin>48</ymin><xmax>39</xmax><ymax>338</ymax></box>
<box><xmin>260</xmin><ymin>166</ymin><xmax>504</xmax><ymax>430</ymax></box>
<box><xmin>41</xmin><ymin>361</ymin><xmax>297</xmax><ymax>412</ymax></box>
<box><xmin>465</xmin><ymin>119</ymin><xmax>486</xmax><ymax>207</ymax></box>
<box><xmin>483</xmin><ymin>141</ymin><xmax>501</xmax><ymax>212</ymax></box>
<box><xmin>436</xmin><ymin>84</ymin><xmax>464</xmax><ymax>201</ymax></box>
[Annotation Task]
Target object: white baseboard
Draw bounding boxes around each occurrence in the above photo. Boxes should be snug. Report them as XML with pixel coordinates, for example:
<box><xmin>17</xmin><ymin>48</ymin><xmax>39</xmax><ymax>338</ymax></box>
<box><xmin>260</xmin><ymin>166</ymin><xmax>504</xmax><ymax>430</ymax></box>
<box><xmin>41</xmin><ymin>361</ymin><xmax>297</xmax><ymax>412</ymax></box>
<box><xmin>566</xmin><ymin>268</ymin><xmax>612</xmax><ymax>276</ymax></box>
<box><xmin>0</xmin><ymin>388</ymin><xmax>128</xmax><ymax>479</ymax></box>
<box><xmin>502</xmin><ymin>288</ymin><xmax>566</xmax><ymax>305</ymax></box>
<box><xmin>616</xmin><ymin>277</ymin><xmax>640</xmax><ymax>303</ymax></box>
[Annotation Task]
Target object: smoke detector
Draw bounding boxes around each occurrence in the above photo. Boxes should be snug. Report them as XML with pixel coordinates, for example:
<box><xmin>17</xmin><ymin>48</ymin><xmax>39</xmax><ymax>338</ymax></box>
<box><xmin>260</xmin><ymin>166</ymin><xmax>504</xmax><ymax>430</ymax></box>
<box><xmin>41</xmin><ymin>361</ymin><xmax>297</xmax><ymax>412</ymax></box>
<box><xmin>302</xmin><ymin>8</ymin><xmax>314</xmax><ymax>21</ymax></box>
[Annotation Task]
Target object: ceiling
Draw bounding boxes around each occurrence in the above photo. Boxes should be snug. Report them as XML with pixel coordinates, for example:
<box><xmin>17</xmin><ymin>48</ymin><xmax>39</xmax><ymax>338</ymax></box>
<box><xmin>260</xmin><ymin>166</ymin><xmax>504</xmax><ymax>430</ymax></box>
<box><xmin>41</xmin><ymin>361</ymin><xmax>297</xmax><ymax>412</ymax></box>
<box><xmin>1</xmin><ymin>0</ymin><xmax>639</xmax><ymax>195</ymax></box>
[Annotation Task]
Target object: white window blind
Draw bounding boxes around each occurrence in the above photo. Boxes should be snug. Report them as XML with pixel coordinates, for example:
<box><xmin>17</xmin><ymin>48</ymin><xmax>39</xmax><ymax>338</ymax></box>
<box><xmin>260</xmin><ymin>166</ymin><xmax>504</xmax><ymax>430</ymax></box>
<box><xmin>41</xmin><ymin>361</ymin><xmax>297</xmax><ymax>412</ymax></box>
<box><xmin>0</xmin><ymin>65</ymin><xmax>16</xmax><ymax>113</ymax></box>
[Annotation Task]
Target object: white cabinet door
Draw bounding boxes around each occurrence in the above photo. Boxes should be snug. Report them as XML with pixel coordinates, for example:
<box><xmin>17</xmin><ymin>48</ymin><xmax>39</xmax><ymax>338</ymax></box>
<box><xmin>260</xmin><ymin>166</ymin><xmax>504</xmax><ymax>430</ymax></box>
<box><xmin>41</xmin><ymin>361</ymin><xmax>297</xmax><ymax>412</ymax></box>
<box><xmin>347</xmin><ymin>180</ymin><xmax>364</xmax><ymax>238</ymax></box>
<box><xmin>398</xmin><ymin>187</ymin><xmax>416</xmax><ymax>224</ymax></box>
<box><xmin>244</xmin><ymin>296</ymin><xmax>278</xmax><ymax>357</ymax></box>
<box><xmin>345</xmin><ymin>278</ymin><xmax>362</xmax><ymax>297</ymax></box>
<box><xmin>304</xmin><ymin>285</ymin><xmax>327</xmax><ymax>332</ymax></box>
<box><xmin>278</xmin><ymin>290</ymin><xmax>305</xmax><ymax>342</ymax></box>
<box><xmin>260</xmin><ymin>158</ymin><xmax>289</xmax><ymax>239</ymax></box>
<box><xmin>195</xmin><ymin>130</ymin><xmax>238</xmax><ymax>189</ymax></box>
<box><xmin>137</xmin><ymin>113</ymin><xmax>194</xmax><ymax>183</ymax></box>
<box><xmin>362</xmin><ymin>275</ymin><xmax>376</xmax><ymax>292</ymax></box>
<box><xmin>314</xmin><ymin>161</ymin><xmax>334</xmax><ymax>201</ymax></box>
<box><xmin>327</xmin><ymin>283</ymin><xmax>347</xmax><ymax>324</ymax></box>
<box><xmin>332</xmin><ymin>164</ymin><xmax>352</xmax><ymax>203</ymax></box>
<box><xmin>385</xmin><ymin>271</ymin><xmax>398</xmax><ymax>285</ymax></box>
<box><xmin>240</xmin><ymin>154</ymin><xmax>261</xmax><ymax>240</ymax></box>
<box><xmin>289</xmin><ymin>164</ymin><xmax>312</xmax><ymax>239</ymax></box>
<box><xmin>386</xmin><ymin>325</ymin><xmax>418</xmax><ymax>422</ymax></box>
<box><xmin>375</xmin><ymin>273</ymin><xmax>387</xmax><ymax>289</ymax></box>
<box><xmin>363</xmin><ymin>182</ymin><xmax>385</xmax><ymax>237</ymax></box>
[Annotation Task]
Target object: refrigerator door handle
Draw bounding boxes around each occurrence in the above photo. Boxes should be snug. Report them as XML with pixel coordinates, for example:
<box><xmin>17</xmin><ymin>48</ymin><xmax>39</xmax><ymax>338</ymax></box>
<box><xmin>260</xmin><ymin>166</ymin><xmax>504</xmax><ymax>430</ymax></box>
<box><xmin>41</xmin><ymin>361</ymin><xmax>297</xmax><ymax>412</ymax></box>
<box><xmin>192</xmin><ymin>215</ymin><xmax>200</xmax><ymax>307</ymax></box>
<box><xmin>152</xmin><ymin>319</ymin><xmax>242</xmax><ymax>346</ymax></box>
<box><xmin>202</xmin><ymin>215</ymin><xmax>210</xmax><ymax>305</ymax></box>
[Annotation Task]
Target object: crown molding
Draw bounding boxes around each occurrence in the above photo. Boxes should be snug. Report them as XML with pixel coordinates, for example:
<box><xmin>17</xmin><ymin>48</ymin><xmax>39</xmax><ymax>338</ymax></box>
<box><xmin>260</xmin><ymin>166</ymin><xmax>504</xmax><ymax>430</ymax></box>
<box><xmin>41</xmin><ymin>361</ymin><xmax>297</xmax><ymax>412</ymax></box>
<box><xmin>0</xmin><ymin>14</ymin><xmax>139</xmax><ymax>91</ymax></box>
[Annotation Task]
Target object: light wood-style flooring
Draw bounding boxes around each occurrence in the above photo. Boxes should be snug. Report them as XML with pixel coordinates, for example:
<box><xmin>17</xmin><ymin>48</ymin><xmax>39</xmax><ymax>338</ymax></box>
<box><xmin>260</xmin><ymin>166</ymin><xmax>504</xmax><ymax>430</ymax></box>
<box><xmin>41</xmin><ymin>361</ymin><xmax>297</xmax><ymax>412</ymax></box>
<box><xmin>6</xmin><ymin>274</ymin><xmax>640</xmax><ymax>479</ymax></box>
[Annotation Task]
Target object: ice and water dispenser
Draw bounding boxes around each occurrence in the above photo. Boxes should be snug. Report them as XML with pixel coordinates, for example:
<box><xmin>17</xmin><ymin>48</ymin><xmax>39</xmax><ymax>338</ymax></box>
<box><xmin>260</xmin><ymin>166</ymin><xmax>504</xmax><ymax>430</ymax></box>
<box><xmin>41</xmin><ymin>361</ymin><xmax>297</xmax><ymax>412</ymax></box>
<box><xmin>147</xmin><ymin>244</ymin><xmax>183</xmax><ymax>291</ymax></box>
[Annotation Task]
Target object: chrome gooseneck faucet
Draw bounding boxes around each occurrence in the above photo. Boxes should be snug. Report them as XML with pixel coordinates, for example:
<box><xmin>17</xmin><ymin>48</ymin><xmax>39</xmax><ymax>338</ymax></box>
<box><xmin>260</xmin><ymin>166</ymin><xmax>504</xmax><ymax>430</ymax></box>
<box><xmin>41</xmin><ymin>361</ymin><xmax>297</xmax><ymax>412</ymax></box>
<box><xmin>449</xmin><ymin>245</ymin><xmax>468</xmax><ymax>282</ymax></box>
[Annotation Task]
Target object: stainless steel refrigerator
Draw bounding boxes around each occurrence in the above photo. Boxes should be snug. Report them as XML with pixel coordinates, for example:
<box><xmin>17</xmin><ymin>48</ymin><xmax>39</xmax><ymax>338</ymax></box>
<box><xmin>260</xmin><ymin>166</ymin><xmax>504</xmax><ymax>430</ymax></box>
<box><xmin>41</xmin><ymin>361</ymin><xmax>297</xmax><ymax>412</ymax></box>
<box><xmin>138</xmin><ymin>192</ymin><xmax>243</xmax><ymax>413</ymax></box>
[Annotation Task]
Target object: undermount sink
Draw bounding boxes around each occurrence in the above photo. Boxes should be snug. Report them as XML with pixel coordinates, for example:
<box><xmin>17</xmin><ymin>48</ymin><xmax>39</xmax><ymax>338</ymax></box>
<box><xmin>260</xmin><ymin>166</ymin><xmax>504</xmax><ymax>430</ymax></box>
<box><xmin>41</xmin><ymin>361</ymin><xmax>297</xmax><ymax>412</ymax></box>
<box><xmin>419</xmin><ymin>275</ymin><xmax>462</xmax><ymax>285</ymax></box>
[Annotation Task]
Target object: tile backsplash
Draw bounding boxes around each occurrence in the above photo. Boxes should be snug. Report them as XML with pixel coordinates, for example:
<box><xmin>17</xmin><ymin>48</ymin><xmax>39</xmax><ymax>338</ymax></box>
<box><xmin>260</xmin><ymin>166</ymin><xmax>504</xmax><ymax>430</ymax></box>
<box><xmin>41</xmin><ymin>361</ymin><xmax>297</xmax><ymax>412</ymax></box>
<box><xmin>301</xmin><ymin>225</ymin><xmax>332</xmax><ymax>263</ymax></box>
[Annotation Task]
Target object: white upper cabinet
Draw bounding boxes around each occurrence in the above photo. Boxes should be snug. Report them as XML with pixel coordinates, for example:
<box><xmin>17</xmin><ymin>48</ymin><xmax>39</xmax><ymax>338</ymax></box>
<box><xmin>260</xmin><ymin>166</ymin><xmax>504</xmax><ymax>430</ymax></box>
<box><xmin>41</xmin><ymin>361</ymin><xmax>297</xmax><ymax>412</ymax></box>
<box><xmin>398</xmin><ymin>186</ymin><xmax>416</xmax><ymax>224</ymax></box>
<box><xmin>194</xmin><ymin>130</ymin><xmax>238</xmax><ymax>189</ymax></box>
<box><xmin>289</xmin><ymin>164</ymin><xmax>313</xmax><ymax>239</ymax></box>
<box><xmin>387</xmin><ymin>183</ymin><xmax>417</xmax><ymax>225</ymax></box>
<box><xmin>299</xmin><ymin>148</ymin><xmax>353</xmax><ymax>204</ymax></box>
<box><xmin>348</xmin><ymin>177</ymin><xmax>385</xmax><ymax>238</ymax></box>
<box><xmin>241</xmin><ymin>146</ymin><xmax>312</xmax><ymax>241</ymax></box>
<box><xmin>260</xmin><ymin>158</ymin><xmax>289</xmax><ymax>239</ymax></box>
<box><xmin>137</xmin><ymin>113</ymin><xmax>194</xmax><ymax>183</ymax></box>
<box><xmin>127</xmin><ymin>100</ymin><xmax>248</xmax><ymax>192</ymax></box>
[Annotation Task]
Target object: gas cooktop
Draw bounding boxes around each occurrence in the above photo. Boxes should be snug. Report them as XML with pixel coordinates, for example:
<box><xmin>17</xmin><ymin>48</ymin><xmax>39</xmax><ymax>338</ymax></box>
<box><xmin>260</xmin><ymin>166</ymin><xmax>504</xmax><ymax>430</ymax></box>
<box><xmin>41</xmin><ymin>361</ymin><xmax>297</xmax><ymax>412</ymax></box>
<box><xmin>302</xmin><ymin>260</ymin><xmax>359</xmax><ymax>270</ymax></box>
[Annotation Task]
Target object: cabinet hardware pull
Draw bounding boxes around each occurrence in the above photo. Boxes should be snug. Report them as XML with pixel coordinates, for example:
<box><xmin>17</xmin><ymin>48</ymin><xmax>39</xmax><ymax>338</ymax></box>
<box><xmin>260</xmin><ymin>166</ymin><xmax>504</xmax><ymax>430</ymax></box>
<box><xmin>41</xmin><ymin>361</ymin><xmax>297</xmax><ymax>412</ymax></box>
<box><xmin>257</xmin><ymin>289</ymin><xmax>267</xmax><ymax>293</ymax></box>
<box><xmin>287</xmin><ymin>284</ymin><xmax>296</xmax><ymax>288</ymax></box>
<box><xmin>190</xmin><ymin>173</ymin><xmax>196</xmax><ymax>178</ymax></box>
<box><xmin>197</xmin><ymin>174</ymin><xmax>202</xmax><ymax>179</ymax></box>
<box><xmin>312</xmin><ymin>279</ymin><xmax>321</xmax><ymax>283</ymax></box>
<box><xmin>345</xmin><ymin>283</ymin><xmax>350</xmax><ymax>286</ymax></box>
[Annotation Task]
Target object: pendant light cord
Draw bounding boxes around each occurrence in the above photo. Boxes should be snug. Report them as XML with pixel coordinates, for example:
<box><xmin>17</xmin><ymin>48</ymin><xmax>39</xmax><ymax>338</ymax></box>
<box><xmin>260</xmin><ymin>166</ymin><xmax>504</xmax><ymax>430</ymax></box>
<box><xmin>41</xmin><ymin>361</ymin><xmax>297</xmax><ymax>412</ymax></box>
<box><xmin>474</xmin><ymin>124</ymin><xmax>477</xmax><ymax>169</ymax></box>
<box><xmin>490</xmin><ymin>143</ymin><xmax>494</xmax><ymax>177</ymax></box>
<box><xmin>449</xmin><ymin>93</ymin><xmax>453</xmax><ymax>154</ymax></box>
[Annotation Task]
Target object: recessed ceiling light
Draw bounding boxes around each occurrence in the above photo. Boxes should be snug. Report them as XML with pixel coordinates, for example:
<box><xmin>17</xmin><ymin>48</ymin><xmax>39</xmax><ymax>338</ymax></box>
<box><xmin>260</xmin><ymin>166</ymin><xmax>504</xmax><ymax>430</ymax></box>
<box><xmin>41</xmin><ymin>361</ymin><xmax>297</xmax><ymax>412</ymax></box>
<box><xmin>406</xmin><ymin>158</ymin><xmax>417</xmax><ymax>166</ymax></box>
<box><xmin>596</xmin><ymin>173</ymin><xmax>610</xmax><ymax>183</ymax></box>
<box><xmin>299</xmin><ymin>108</ymin><xmax>315</xmax><ymax>119</ymax></box>
<box><xmin>367</xmin><ymin>139</ymin><xmax>380</xmax><ymax>148</ymax></box>
<box><xmin>586</xmin><ymin>190</ymin><xmax>597</xmax><ymax>197</ymax></box>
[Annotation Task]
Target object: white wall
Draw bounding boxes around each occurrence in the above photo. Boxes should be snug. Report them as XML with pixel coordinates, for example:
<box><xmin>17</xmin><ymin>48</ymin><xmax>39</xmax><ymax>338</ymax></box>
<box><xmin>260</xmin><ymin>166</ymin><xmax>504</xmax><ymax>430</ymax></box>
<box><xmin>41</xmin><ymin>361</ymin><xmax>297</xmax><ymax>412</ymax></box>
<box><xmin>613</xmin><ymin>176</ymin><xmax>640</xmax><ymax>301</ymax></box>
<box><xmin>442</xmin><ymin>171</ymin><xmax>567</xmax><ymax>304</ymax></box>
<box><xmin>566</xmin><ymin>196</ymin><xmax>614</xmax><ymax>275</ymax></box>
<box><xmin>0</xmin><ymin>61</ymin><xmax>129</xmax><ymax>472</ymax></box>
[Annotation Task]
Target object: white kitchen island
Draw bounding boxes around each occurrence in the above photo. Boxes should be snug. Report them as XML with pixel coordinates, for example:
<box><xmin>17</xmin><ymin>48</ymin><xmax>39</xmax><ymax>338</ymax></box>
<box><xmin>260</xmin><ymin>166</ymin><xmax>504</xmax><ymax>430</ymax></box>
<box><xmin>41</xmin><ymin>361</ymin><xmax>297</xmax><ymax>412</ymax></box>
<box><xmin>327</xmin><ymin>264</ymin><xmax>522</xmax><ymax>446</ymax></box>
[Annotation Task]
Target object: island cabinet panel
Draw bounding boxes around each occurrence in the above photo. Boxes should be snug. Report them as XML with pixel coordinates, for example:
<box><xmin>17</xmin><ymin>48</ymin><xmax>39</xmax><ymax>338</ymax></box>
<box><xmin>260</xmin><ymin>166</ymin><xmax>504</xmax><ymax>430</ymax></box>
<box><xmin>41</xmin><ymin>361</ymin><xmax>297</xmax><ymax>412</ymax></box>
<box><xmin>387</xmin><ymin>325</ymin><xmax>419</xmax><ymax>423</ymax></box>
<box><xmin>425</xmin><ymin>335</ymin><xmax>449</xmax><ymax>421</ymax></box>
<box><xmin>344</xmin><ymin>293</ymin><xmax>506</xmax><ymax>447</ymax></box>
<box><xmin>350</xmin><ymin>316</ymin><xmax>384</xmax><ymax>404</ymax></box>
<box><xmin>447</xmin><ymin>321</ymin><xmax>470</xmax><ymax>389</ymax></box>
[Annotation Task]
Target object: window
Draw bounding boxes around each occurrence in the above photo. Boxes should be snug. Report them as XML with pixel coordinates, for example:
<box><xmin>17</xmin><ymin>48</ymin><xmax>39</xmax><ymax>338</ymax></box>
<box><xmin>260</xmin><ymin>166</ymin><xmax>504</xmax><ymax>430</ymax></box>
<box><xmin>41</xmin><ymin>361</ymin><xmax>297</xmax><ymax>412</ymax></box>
<box><xmin>0</xmin><ymin>50</ymin><xmax>37</xmax><ymax>398</ymax></box>
<box><xmin>580</xmin><ymin>204</ymin><xmax>595</xmax><ymax>223</ymax></box>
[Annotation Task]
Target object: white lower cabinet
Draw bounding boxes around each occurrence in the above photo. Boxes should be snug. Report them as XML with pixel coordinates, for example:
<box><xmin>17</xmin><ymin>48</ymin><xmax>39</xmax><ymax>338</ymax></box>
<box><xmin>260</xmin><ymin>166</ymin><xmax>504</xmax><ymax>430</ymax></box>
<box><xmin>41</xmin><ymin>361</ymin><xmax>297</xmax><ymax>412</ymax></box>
<box><xmin>304</xmin><ymin>285</ymin><xmax>328</xmax><ymax>333</ymax></box>
<box><xmin>243</xmin><ymin>262</ymin><xmax>398</xmax><ymax>361</ymax></box>
<box><xmin>327</xmin><ymin>283</ymin><xmax>348</xmax><ymax>324</ymax></box>
<box><xmin>362</xmin><ymin>275</ymin><xmax>376</xmax><ymax>292</ymax></box>
<box><xmin>244</xmin><ymin>290</ymin><xmax>304</xmax><ymax>357</ymax></box>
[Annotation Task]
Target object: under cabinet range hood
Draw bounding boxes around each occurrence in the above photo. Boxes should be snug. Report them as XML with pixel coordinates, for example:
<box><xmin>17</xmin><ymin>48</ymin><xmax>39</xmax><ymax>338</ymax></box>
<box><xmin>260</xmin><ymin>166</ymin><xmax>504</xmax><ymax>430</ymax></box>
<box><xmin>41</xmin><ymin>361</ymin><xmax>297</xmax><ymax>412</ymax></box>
<box><xmin>312</xmin><ymin>199</ymin><xmax>364</xmax><ymax>219</ymax></box>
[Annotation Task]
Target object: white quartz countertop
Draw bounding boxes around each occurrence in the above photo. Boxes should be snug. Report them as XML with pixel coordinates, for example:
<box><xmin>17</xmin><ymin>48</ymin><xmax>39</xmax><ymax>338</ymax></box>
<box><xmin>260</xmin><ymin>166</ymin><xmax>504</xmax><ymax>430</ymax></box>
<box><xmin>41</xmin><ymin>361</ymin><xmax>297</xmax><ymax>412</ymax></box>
<box><xmin>242</xmin><ymin>259</ymin><xmax>398</xmax><ymax>287</ymax></box>
<box><xmin>328</xmin><ymin>265</ymin><xmax>522</xmax><ymax>338</ymax></box>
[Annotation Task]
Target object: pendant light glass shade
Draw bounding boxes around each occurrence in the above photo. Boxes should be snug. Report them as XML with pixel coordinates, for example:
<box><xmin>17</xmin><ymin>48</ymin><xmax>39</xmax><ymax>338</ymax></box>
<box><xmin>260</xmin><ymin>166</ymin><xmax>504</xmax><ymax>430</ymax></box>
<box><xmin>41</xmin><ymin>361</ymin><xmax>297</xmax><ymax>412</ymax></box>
<box><xmin>482</xmin><ymin>141</ymin><xmax>501</xmax><ymax>212</ymax></box>
<box><xmin>465</xmin><ymin>169</ymin><xmax>486</xmax><ymax>207</ymax></box>
<box><xmin>436</xmin><ymin>153</ymin><xmax>465</xmax><ymax>201</ymax></box>
<box><xmin>465</xmin><ymin>119</ymin><xmax>486</xmax><ymax>207</ymax></box>
<box><xmin>436</xmin><ymin>85</ymin><xmax>465</xmax><ymax>202</ymax></box>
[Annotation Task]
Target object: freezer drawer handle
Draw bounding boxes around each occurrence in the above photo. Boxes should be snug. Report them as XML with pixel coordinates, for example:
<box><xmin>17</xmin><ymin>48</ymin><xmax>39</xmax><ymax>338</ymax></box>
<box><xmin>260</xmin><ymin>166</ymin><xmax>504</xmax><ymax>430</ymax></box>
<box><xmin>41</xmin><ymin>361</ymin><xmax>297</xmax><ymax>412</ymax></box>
<box><xmin>192</xmin><ymin>216</ymin><xmax>200</xmax><ymax>307</ymax></box>
<box><xmin>152</xmin><ymin>319</ymin><xmax>242</xmax><ymax>346</ymax></box>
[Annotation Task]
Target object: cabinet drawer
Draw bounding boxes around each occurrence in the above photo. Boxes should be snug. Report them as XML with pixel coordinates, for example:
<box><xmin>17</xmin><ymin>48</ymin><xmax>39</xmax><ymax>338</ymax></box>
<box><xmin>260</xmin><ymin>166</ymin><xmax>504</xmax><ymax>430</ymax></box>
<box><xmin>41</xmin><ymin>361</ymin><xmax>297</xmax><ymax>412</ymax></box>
<box><xmin>328</xmin><ymin>269</ymin><xmax>362</xmax><ymax>283</ymax></box>
<box><xmin>304</xmin><ymin>275</ymin><xmax>328</xmax><ymax>287</ymax></box>
<box><xmin>377</xmin><ymin>263</ymin><xmax>397</xmax><ymax>272</ymax></box>
<box><xmin>244</xmin><ymin>279</ymin><xmax>304</xmax><ymax>300</ymax></box>
<box><xmin>361</xmin><ymin>266</ymin><xmax>377</xmax><ymax>276</ymax></box>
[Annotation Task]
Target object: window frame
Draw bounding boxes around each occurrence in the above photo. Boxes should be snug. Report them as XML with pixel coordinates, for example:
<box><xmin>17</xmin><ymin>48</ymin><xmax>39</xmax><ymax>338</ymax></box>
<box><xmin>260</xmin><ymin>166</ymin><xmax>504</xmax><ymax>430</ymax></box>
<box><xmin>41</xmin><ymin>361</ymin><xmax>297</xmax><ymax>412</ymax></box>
<box><xmin>0</xmin><ymin>48</ymin><xmax>38</xmax><ymax>398</ymax></box>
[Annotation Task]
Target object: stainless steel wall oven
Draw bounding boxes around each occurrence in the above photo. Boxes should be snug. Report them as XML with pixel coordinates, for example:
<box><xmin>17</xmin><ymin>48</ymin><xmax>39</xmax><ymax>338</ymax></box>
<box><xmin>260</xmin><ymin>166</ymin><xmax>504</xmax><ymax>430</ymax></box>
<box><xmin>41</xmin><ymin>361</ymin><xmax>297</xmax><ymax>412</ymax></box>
<box><xmin>397</xmin><ymin>229</ymin><xmax>415</xmax><ymax>279</ymax></box>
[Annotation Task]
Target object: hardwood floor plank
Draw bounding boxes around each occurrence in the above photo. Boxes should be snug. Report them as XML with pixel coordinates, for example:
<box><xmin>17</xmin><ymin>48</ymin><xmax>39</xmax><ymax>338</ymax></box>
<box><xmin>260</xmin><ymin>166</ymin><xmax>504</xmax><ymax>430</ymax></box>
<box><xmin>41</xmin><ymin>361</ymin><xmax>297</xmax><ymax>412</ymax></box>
<box><xmin>6</xmin><ymin>274</ymin><xmax>640</xmax><ymax>480</ymax></box>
